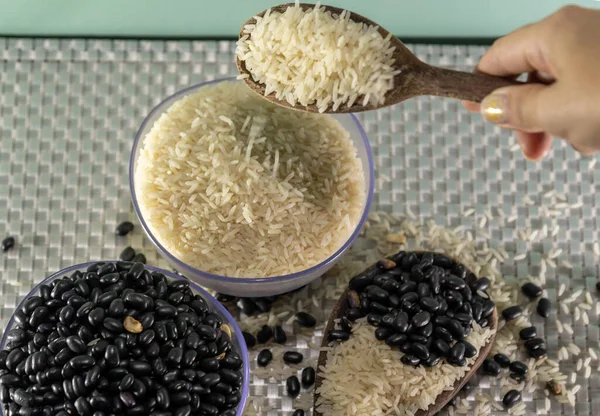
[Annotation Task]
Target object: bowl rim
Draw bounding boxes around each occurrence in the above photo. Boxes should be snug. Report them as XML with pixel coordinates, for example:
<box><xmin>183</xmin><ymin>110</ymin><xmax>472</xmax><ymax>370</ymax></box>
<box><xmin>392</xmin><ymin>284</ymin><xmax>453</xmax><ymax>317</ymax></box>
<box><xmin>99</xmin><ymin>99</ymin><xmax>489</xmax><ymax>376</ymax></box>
<box><xmin>129</xmin><ymin>77</ymin><xmax>375</xmax><ymax>286</ymax></box>
<box><xmin>0</xmin><ymin>261</ymin><xmax>250</xmax><ymax>416</ymax></box>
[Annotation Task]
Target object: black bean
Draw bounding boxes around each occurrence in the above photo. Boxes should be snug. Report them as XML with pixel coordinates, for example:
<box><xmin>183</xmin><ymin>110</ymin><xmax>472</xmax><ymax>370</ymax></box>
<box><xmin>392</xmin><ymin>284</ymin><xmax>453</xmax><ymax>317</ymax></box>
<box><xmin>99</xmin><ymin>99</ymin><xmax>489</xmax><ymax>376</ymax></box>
<box><xmin>482</xmin><ymin>359</ymin><xmax>501</xmax><ymax>376</ymax></box>
<box><xmin>494</xmin><ymin>353</ymin><xmax>511</xmax><ymax>368</ymax></box>
<box><xmin>84</xmin><ymin>365</ymin><xmax>101</xmax><ymax>388</ymax></box>
<box><xmin>268</xmin><ymin>325</ymin><xmax>286</xmax><ymax>345</ymax></box>
<box><xmin>400</xmin><ymin>355</ymin><xmax>420</xmax><ymax>366</ymax></box>
<box><xmin>6</xmin><ymin>349</ymin><xmax>26</xmax><ymax>371</ymax></box>
<box><xmin>375</xmin><ymin>327</ymin><xmax>394</xmax><ymax>341</ymax></box>
<box><xmin>286</xmin><ymin>376</ymin><xmax>301</xmax><ymax>397</ymax></box>
<box><xmin>481</xmin><ymin>299</ymin><xmax>495</xmax><ymax>318</ymax></box>
<box><xmin>411</xmin><ymin>343</ymin><xmax>430</xmax><ymax>360</ymax></box>
<box><xmin>454</xmin><ymin>313</ymin><xmax>472</xmax><ymax>326</ymax></box>
<box><xmin>301</xmin><ymin>366</ymin><xmax>315</xmax><ymax>388</ymax></box>
<box><xmin>433</xmin><ymin>326</ymin><xmax>453</xmax><ymax>343</ymax></box>
<box><xmin>65</xmin><ymin>335</ymin><xmax>86</xmax><ymax>354</ymax></box>
<box><xmin>446</xmin><ymin>319</ymin><xmax>465</xmax><ymax>340</ymax></box>
<box><xmin>197</xmin><ymin>358</ymin><xmax>219</xmax><ymax>373</ymax></box>
<box><xmin>423</xmin><ymin>353</ymin><xmax>441</xmax><ymax>367</ymax></box>
<box><xmin>449</xmin><ymin>342</ymin><xmax>466</xmax><ymax>363</ymax></box>
<box><xmin>283</xmin><ymin>351</ymin><xmax>303</xmax><ymax>365</ymax></box>
<box><xmin>521</xmin><ymin>282</ymin><xmax>542</xmax><ymax>299</ymax></box>
<box><xmin>502</xmin><ymin>390</ymin><xmax>522</xmax><ymax>408</ymax></box>
<box><xmin>463</xmin><ymin>341</ymin><xmax>477</xmax><ymax>358</ymax></box>
<box><xmin>196</xmin><ymin>324</ymin><xmax>216</xmax><ymax>341</ymax></box>
<box><xmin>119</xmin><ymin>391</ymin><xmax>136</xmax><ymax>408</ymax></box>
<box><xmin>327</xmin><ymin>330</ymin><xmax>350</xmax><ymax>342</ymax></box>
<box><xmin>199</xmin><ymin>373</ymin><xmax>220</xmax><ymax>388</ymax></box>
<box><xmin>104</xmin><ymin>345</ymin><xmax>120</xmax><ymax>368</ymax></box>
<box><xmin>445</xmin><ymin>275</ymin><xmax>466</xmax><ymax>291</ymax></box>
<box><xmin>236</xmin><ymin>298</ymin><xmax>255</xmax><ymax>315</ymax></box>
<box><xmin>88</xmin><ymin>307</ymin><xmax>105</xmax><ymax>327</ymax></box>
<box><xmin>537</xmin><ymin>298</ymin><xmax>551</xmax><ymax>318</ymax></box>
<box><xmin>294</xmin><ymin>312</ymin><xmax>316</xmax><ymax>328</ymax></box>
<box><xmin>519</xmin><ymin>326</ymin><xmax>537</xmax><ymax>341</ymax></box>
<box><xmin>470</xmin><ymin>277</ymin><xmax>490</xmax><ymax>292</ymax></box>
<box><xmin>385</xmin><ymin>333</ymin><xmax>408</xmax><ymax>347</ymax></box>
<box><xmin>349</xmin><ymin>271</ymin><xmax>376</xmax><ymax>292</ymax></box>
<box><xmin>509</xmin><ymin>361</ymin><xmax>529</xmax><ymax>375</ymax></box>
<box><xmin>528</xmin><ymin>347</ymin><xmax>547</xmax><ymax>359</ymax></box>
<box><xmin>242</xmin><ymin>331</ymin><xmax>256</xmax><ymax>348</ymax></box>
<box><xmin>1</xmin><ymin>236</ymin><xmax>15</xmax><ymax>252</ymax></box>
<box><xmin>501</xmin><ymin>305</ymin><xmax>522</xmax><ymax>321</ymax></box>
<box><xmin>433</xmin><ymin>338</ymin><xmax>451</xmax><ymax>357</ymax></box>
<box><xmin>69</xmin><ymin>355</ymin><xmax>95</xmax><ymax>370</ymax></box>
<box><xmin>116</xmin><ymin>221</ymin><xmax>135</xmax><ymax>236</ymax></box>
<box><xmin>411</xmin><ymin>311</ymin><xmax>431</xmax><ymax>328</ymax></box>
<box><xmin>392</xmin><ymin>311</ymin><xmax>409</xmax><ymax>333</ymax></box>
<box><xmin>256</xmin><ymin>325</ymin><xmax>273</xmax><ymax>344</ymax></box>
<box><xmin>293</xmin><ymin>410</ymin><xmax>305</xmax><ymax>416</ymax></box>
<box><xmin>103</xmin><ymin>318</ymin><xmax>123</xmax><ymax>333</ymax></box>
<box><xmin>257</xmin><ymin>349</ymin><xmax>272</xmax><ymax>367</ymax></box>
<box><xmin>72</xmin><ymin>375</ymin><xmax>86</xmax><ymax>396</ymax></box>
<box><xmin>524</xmin><ymin>338</ymin><xmax>546</xmax><ymax>352</ymax></box>
<box><xmin>119</xmin><ymin>247</ymin><xmax>136</xmax><ymax>262</ymax></box>
<box><xmin>74</xmin><ymin>397</ymin><xmax>93</xmax><ymax>416</ymax></box>
<box><xmin>420</xmin><ymin>297</ymin><xmax>439</xmax><ymax>313</ymax></box>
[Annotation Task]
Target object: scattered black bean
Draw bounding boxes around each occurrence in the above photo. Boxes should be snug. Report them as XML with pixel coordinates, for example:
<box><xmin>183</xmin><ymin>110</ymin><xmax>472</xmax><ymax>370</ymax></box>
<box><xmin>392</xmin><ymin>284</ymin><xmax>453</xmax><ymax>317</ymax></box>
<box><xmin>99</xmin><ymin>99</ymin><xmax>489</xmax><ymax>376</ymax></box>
<box><xmin>283</xmin><ymin>351</ymin><xmax>303</xmax><ymax>365</ymax></box>
<box><xmin>493</xmin><ymin>353</ymin><xmax>511</xmax><ymax>368</ymax></box>
<box><xmin>242</xmin><ymin>331</ymin><xmax>256</xmax><ymax>348</ymax></box>
<box><xmin>115</xmin><ymin>221</ymin><xmax>135</xmax><ymax>236</ymax></box>
<box><xmin>132</xmin><ymin>253</ymin><xmax>146</xmax><ymax>264</ymax></box>
<box><xmin>502</xmin><ymin>390</ymin><xmax>522</xmax><ymax>408</ymax></box>
<box><xmin>286</xmin><ymin>376</ymin><xmax>300</xmax><ymax>397</ymax></box>
<box><xmin>1</xmin><ymin>236</ymin><xmax>15</xmax><ymax>252</ymax></box>
<box><xmin>294</xmin><ymin>312</ymin><xmax>316</xmax><ymax>328</ymax></box>
<box><xmin>293</xmin><ymin>410</ymin><xmax>305</xmax><ymax>416</ymax></box>
<box><xmin>521</xmin><ymin>282</ymin><xmax>542</xmax><ymax>299</ymax></box>
<box><xmin>119</xmin><ymin>247</ymin><xmax>136</xmax><ymax>262</ymax></box>
<box><xmin>537</xmin><ymin>298</ymin><xmax>551</xmax><ymax>318</ymax></box>
<box><xmin>509</xmin><ymin>361</ymin><xmax>529</xmax><ymax>375</ymax></box>
<box><xmin>501</xmin><ymin>305</ymin><xmax>522</xmax><ymax>321</ymax></box>
<box><xmin>273</xmin><ymin>325</ymin><xmax>287</xmax><ymax>344</ymax></box>
<box><xmin>256</xmin><ymin>325</ymin><xmax>273</xmax><ymax>344</ymax></box>
<box><xmin>301</xmin><ymin>367</ymin><xmax>315</xmax><ymax>388</ymax></box>
<box><xmin>482</xmin><ymin>359</ymin><xmax>501</xmax><ymax>377</ymax></box>
<box><xmin>524</xmin><ymin>338</ymin><xmax>546</xmax><ymax>352</ymax></box>
<box><xmin>0</xmin><ymin>262</ymin><xmax>244</xmax><ymax>416</ymax></box>
<box><xmin>519</xmin><ymin>326</ymin><xmax>537</xmax><ymax>341</ymax></box>
<box><xmin>257</xmin><ymin>349</ymin><xmax>272</xmax><ymax>367</ymax></box>
<box><xmin>327</xmin><ymin>330</ymin><xmax>350</xmax><ymax>342</ymax></box>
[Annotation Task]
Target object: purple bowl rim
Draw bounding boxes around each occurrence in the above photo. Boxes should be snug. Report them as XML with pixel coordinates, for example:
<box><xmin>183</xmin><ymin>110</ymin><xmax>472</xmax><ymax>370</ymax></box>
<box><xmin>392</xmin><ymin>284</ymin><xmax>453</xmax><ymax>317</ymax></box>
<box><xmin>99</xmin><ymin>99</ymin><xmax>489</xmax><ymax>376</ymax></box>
<box><xmin>0</xmin><ymin>261</ymin><xmax>250</xmax><ymax>416</ymax></box>
<box><xmin>129</xmin><ymin>77</ymin><xmax>375</xmax><ymax>285</ymax></box>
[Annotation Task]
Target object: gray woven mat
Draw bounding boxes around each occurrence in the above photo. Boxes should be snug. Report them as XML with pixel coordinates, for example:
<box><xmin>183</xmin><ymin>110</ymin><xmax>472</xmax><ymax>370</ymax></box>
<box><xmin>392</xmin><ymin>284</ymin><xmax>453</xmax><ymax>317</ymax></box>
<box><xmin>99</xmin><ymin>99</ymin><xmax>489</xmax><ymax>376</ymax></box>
<box><xmin>0</xmin><ymin>38</ymin><xmax>598</xmax><ymax>415</ymax></box>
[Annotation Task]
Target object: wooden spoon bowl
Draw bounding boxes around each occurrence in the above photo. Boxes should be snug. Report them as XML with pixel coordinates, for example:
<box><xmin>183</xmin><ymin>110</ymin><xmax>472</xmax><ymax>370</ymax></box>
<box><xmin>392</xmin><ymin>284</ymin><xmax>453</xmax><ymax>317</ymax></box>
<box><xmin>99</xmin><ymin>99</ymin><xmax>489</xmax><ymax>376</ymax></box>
<box><xmin>237</xmin><ymin>3</ymin><xmax>518</xmax><ymax>114</ymax></box>
<box><xmin>313</xmin><ymin>252</ymin><xmax>498</xmax><ymax>416</ymax></box>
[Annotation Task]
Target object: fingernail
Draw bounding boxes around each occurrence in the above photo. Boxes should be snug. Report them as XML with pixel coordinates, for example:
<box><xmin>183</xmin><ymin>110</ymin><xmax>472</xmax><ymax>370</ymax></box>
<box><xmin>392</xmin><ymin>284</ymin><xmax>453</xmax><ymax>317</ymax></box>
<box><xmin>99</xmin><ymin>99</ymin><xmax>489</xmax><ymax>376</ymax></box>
<box><xmin>481</xmin><ymin>94</ymin><xmax>507</xmax><ymax>124</ymax></box>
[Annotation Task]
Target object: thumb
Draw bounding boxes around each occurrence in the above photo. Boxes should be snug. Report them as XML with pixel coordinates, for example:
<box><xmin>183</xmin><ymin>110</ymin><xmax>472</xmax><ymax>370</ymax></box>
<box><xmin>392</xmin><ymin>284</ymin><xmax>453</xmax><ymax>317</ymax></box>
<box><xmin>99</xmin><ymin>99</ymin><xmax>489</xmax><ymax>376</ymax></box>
<box><xmin>480</xmin><ymin>84</ymin><xmax>552</xmax><ymax>132</ymax></box>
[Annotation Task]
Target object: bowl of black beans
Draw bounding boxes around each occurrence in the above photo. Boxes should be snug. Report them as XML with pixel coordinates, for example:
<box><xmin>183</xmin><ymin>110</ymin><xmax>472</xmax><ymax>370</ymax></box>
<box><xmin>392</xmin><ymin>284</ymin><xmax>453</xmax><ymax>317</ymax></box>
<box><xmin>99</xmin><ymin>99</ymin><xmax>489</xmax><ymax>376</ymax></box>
<box><xmin>0</xmin><ymin>261</ymin><xmax>249</xmax><ymax>416</ymax></box>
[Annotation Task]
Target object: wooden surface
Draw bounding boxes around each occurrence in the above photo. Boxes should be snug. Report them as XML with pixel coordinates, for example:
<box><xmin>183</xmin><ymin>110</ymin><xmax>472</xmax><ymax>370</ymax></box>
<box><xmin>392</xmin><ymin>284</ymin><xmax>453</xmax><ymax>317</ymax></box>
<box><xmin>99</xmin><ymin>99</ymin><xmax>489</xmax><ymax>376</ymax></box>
<box><xmin>313</xmin><ymin>253</ymin><xmax>499</xmax><ymax>416</ymax></box>
<box><xmin>236</xmin><ymin>3</ymin><xmax>518</xmax><ymax>114</ymax></box>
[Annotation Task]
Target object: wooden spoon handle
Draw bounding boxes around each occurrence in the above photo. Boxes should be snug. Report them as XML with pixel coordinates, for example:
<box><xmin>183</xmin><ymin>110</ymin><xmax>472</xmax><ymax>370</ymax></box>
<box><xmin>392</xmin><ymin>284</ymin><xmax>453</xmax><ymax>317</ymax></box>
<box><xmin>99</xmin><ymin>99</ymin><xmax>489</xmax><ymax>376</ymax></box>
<box><xmin>420</xmin><ymin>65</ymin><xmax>521</xmax><ymax>103</ymax></box>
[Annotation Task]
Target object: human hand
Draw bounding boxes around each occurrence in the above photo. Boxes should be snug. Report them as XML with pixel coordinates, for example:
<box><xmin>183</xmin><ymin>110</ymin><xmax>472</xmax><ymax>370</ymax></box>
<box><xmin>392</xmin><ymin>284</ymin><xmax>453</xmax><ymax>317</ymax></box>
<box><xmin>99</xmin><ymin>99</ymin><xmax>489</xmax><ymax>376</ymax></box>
<box><xmin>463</xmin><ymin>5</ymin><xmax>600</xmax><ymax>160</ymax></box>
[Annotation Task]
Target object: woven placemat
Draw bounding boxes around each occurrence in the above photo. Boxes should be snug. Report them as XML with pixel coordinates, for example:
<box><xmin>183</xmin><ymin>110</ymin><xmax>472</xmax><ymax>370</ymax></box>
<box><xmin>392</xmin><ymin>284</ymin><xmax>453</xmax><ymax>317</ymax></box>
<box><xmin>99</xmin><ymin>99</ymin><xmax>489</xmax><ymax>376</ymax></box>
<box><xmin>0</xmin><ymin>38</ymin><xmax>598</xmax><ymax>415</ymax></box>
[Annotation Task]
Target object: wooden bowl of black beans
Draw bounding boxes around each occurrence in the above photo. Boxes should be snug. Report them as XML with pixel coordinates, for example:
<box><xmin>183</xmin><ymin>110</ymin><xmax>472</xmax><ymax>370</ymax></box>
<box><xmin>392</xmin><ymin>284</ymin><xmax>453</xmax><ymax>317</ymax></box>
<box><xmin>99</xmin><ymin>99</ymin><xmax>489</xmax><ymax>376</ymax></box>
<box><xmin>0</xmin><ymin>261</ymin><xmax>249</xmax><ymax>416</ymax></box>
<box><xmin>314</xmin><ymin>250</ymin><xmax>498</xmax><ymax>416</ymax></box>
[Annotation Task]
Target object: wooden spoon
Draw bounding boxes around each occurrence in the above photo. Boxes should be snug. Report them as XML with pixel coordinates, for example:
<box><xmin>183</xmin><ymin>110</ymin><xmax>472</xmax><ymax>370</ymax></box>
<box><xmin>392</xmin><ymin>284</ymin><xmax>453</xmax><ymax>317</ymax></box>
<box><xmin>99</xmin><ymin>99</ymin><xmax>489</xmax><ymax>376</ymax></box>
<box><xmin>313</xmin><ymin>253</ymin><xmax>498</xmax><ymax>416</ymax></box>
<box><xmin>236</xmin><ymin>3</ymin><xmax>518</xmax><ymax>114</ymax></box>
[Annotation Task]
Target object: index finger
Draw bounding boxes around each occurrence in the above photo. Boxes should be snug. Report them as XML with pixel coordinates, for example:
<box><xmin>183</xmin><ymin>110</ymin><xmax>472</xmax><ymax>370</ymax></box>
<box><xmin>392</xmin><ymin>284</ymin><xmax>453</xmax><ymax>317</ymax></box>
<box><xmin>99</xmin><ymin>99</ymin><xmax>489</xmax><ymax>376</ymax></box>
<box><xmin>477</xmin><ymin>22</ymin><xmax>554</xmax><ymax>78</ymax></box>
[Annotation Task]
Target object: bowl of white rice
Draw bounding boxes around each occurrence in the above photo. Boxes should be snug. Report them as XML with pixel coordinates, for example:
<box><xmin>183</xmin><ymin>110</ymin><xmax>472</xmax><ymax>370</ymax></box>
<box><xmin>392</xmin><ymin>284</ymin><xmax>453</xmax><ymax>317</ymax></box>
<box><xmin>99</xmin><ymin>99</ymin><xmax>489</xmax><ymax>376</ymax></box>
<box><xmin>130</xmin><ymin>79</ymin><xmax>373</xmax><ymax>296</ymax></box>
